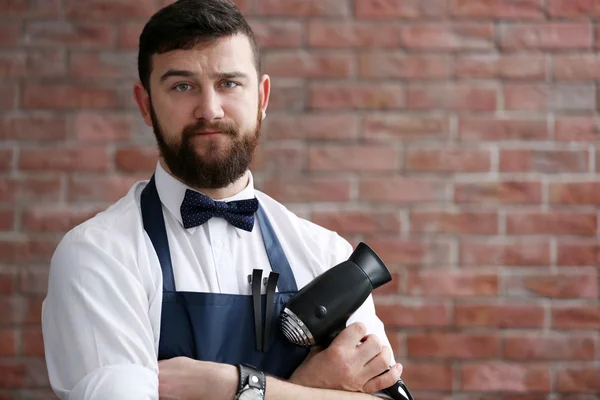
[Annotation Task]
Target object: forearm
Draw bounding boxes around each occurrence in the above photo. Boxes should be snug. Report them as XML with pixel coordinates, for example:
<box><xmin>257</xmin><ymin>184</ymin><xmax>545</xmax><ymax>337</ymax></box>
<box><xmin>266</xmin><ymin>376</ymin><xmax>384</xmax><ymax>400</ymax></box>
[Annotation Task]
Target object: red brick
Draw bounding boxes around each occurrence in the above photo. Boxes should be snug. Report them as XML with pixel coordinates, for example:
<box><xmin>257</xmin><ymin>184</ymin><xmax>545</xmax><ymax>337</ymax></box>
<box><xmin>455</xmin><ymin>54</ymin><xmax>546</xmax><ymax>80</ymax></box>
<box><xmin>0</xmin><ymin>329</ymin><xmax>17</xmax><ymax>357</ymax></box>
<box><xmin>459</xmin><ymin>240</ymin><xmax>550</xmax><ymax>266</ymax></box>
<box><xmin>65</xmin><ymin>0</ymin><xmax>159</xmax><ymax>19</ymax></box>
<box><xmin>450</xmin><ymin>0</ymin><xmax>544</xmax><ymax>19</ymax></box>
<box><xmin>408</xmin><ymin>332</ymin><xmax>500</xmax><ymax>359</ymax></box>
<box><xmin>548</xmin><ymin>0</ymin><xmax>600</xmax><ymax>17</ymax></box>
<box><xmin>504</xmin><ymin>84</ymin><xmax>595</xmax><ymax>111</ymax></box>
<box><xmin>251</xmin><ymin>143</ymin><xmax>305</xmax><ymax>173</ymax></box>
<box><xmin>400</xmin><ymin>23</ymin><xmax>494</xmax><ymax>50</ymax></box>
<box><xmin>506</xmin><ymin>211</ymin><xmax>597</xmax><ymax>236</ymax></box>
<box><xmin>555</xmin><ymin>54</ymin><xmax>600</xmax><ymax>81</ymax></box>
<box><xmin>263</xmin><ymin>113</ymin><xmax>358</xmax><ymax>140</ymax></box>
<box><xmin>115</xmin><ymin>147</ymin><xmax>158</xmax><ymax>173</ymax></box>
<box><xmin>363</xmin><ymin>114</ymin><xmax>450</xmax><ymax>141</ymax></box>
<box><xmin>0</xmin><ymin>296</ymin><xmax>28</xmax><ymax>325</ymax></box>
<box><xmin>556</xmin><ymin>366</ymin><xmax>600</xmax><ymax>393</ymax></box>
<box><xmin>355</xmin><ymin>0</ymin><xmax>447</xmax><ymax>19</ymax></box>
<box><xmin>550</xmin><ymin>182</ymin><xmax>600</xmax><ymax>205</ymax></box>
<box><xmin>0</xmin><ymin>22</ymin><xmax>21</xmax><ymax>46</ymax></box>
<box><xmin>256</xmin><ymin>0</ymin><xmax>350</xmax><ymax>16</ymax></box>
<box><xmin>0</xmin><ymin>83</ymin><xmax>17</xmax><ymax>109</ymax></box>
<box><xmin>70</xmin><ymin>51</ymin><xmax>137</xmax><ymax>78</ymax></box>
<box><xmin>557</xmin><ymin>242</ymin><xmax>600</xmax><ymax>266</ymax></box>
<box><xmin>309</xmin><ymin>82</ymin><xmax>404</xmax><ymax>110</ymax></box>
<box><xmin>0</xmin><ymin>176</ymin><xmax>63</xmax><ymax>203</ymax></box>
<box><xmin>22</xmin><ymin>206</ymin><xmax>102</xmax><ymax>233</ymax></box>
<box><xmin>22</xmin><ymin>83</ymin><xmax>119</xmax><ymax>110</ymax></box>
<box><xmin>19</xmin><ymin>267</ymin><xmax>50</xmax><ymax>295</ymax></box>
<box><xmin>308</xmin><ymin>21</ymin><xmax>401</xmax><ymax>48</ymax></box>
<box><xmin>552</xmin><ymin>305</ymin><xmax>600</xmax><ymax>329</ymax></box>
<box><xmin>0</xmin><ymin>362</ymin><xmax>27</xmax><ymax>389</ymax></box>
<box><xmin>375</xmin><ymin>302</ymin><xmax>451</xmax><ymax>328</ymax></box>
<box><xmin>459</xmin><ymin>116</ymin><xmax>549</xmax><ymax>141</ymax></box>
<box><xmin>72</xmin><ymin>112</ymin><xmax>137</xmax><ymax>142</ymax></box>
<box><xmin>20</xmin><ymin>146</ymin><xmax>109</xmax><ymax>172</ymax></box>
<box><xmin>555</xmin><ymin>116</ymin><xmax>600</xmax><ymax>142</ymax></box>
<box><xmin>367</xmin><ymin>238</ymin><xmax>451</xmax><ymax>265</ymax></box>
<box><xmin>500</xmin><ymin>23</ymin><xmax>592</xmax><ymax>50</ymax></box>
<box><xmin>262</xmin><ymin>177</ymin><xmax>351</xmax><ymax>203</ymax></box>
<box><xmin>24</xmin><ymin>21</ymin><xmax>116</xmax><ymax>48</ymax></box>
<box><xmin>0</xmin><ymin>209</ymin><xmax>14</xmax><ymax>231</ymax></box>
<box><xmin>0</xmin><ymin>0</ymin><xmax>61</xmax><ymax>18</ymax></box>
<box><xmin>396</xmin><ymin>363</ymin><xmax>453</xmax><ymax>391</ymax></box>
<box><xmin>408</xmin><ymin>270</ymin><xmax>499</xmax><ymax>297</ymax></box>
<box><xmin>455</xmin><ymin>180</ymin><xmax>542</xmax><ymax>205</ymax></box>
<box><xmin>504</xmin><ymin>269</ymin><xmax>598</xmax><ymax>299</ymax></box>
<box><xmin>456</xmin><ymin>302</ymin><xmax>546</xmax><ymax>328</ymax></box>
<box><xmin>410</xmin><ymin>210</ymin><xmax>498</xmax><ymax>235</ymax></box>
<box><xmin>360</xmin><ymin>177</ymin><xmax>446</xmax><ymax>204</ymax></box>
<box><xmin>117</xmin><ymin>21</ymin><xmax>144</xmax><ymax>50</ymax></box>
<box><xmin>311</xmin><ymin>210</ymin><xmax>401</xmax><ymax>235</ymax></box>
<box><xmin>248</xmin><ymin>20</ymin><xmax>303</xmax><ymax>49</ymax></box>
<box><xmin>308</xmin><ymin>145</ymin><xmax>398</xmax><ymax>172</ymax></box>
<box><xmin>68</xmin><ymin>175</ymin><xmax>143</xmax><ymax>202</ymax></box>
<box><xmin>504</xmin><ymin>333</ymin><xmax>597</xmax><ymax>360</ymax></box>
<box><xmin>262</xmin><ymin>51</ymin><xmax>354</xmax><ymax>78</ymax></box>
<box><xmin>359</xmin><ymin>53</ymin><xmax>450</xmax><ymax>79</ymax></box>
<box><xmin>407</xmin><ymin>84</ymin><xmax>497</xmax><ymax>111</ymax></box>
<box><xmin>0</xmin><ymin>114</ymin><xmax>67</xmax><ymax>141</ymax></box>
<box><xmin>405</xmin><ymin>147</ymin><xmax>491</xmax><ymax>173</ymax></box>
<box><xmin>461</xmin><ymin>363</ymin><xmax>551</xmax><ymax>392</ymax></box>
<box><xmin>22</xmin><ymin>327</ymin><xmax>44</xmax><ymax>357</ymax></box>
<box><xmin>266</xmin><ymin>79</ymin><xmax>306</xmax><ymax>111</ymax></box>
<box><xmin>0</xmin><ymin>149</ymin><xmax>13</xmax><ymax>172</ymax></box>
<box><xmin>500</xmin><ymin>149</ymin><xmax>588</xmax><ymax>173</ymax></box>
<box><xmin>0</xmin><ymin>49</ymin><xmax>66</xmax><ymax>78</ymax></box>
<box><xmin>0</xmin><ymin>238</ymin><xmax>58</xmax><ymax>265</ymax></box>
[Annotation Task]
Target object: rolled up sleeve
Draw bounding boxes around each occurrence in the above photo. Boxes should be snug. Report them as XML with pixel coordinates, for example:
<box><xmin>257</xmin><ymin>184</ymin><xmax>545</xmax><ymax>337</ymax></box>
<box><xmin>42</xmin><ymin>226</ymin><xmax>159</xmax><ymax>400</ymax></box>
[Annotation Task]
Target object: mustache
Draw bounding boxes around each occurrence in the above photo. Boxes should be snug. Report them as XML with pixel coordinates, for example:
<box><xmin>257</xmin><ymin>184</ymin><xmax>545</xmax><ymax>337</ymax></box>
<box><xmin>182</xmin><ymin>120</ymin><xmax>238</xmax><ymax>138</ymax></box>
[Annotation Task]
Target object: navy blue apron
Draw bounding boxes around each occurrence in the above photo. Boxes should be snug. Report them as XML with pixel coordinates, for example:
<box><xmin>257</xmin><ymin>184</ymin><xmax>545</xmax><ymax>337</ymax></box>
<box><xmin>140</xmin><ymin>176</ymin><xmax>309</xmax><ymax>379</ymax></box>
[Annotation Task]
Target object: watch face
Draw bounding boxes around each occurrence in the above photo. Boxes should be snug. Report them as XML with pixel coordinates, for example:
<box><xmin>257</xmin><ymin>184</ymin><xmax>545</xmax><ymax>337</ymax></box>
<box><xmin>238</xmin><ymin>389</ymin><xmax>263</xmax><ymax>400</ymax></box>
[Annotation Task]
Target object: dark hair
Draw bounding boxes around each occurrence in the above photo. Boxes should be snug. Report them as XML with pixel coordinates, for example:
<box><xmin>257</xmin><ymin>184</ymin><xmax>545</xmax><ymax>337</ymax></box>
<box><xmin>138</xmin><ymin>0</ymin><xmax>260</xmax><ymax>92</ymax></box>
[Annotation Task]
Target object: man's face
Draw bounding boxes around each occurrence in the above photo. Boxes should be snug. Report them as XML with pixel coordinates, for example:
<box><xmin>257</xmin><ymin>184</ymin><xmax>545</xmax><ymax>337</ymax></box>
<box><xmin>141</xmin><ymin>34</ymin><xmax>268</xmax><ymax>189</ymax></box>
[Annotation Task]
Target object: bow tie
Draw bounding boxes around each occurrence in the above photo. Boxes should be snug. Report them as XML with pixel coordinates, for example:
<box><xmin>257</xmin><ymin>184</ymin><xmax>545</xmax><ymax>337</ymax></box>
<box><xmin>180</xmin><ymin>189</ymin><xmax>259</xmax><ymax>232</ymax></box>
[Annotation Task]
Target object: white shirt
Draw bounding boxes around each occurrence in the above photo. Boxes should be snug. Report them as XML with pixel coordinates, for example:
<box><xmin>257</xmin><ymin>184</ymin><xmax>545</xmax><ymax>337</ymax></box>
<box><xmin>42</xmin><ymin>162</ymin><xmax>396</xmax><ymax>400</ymax></box>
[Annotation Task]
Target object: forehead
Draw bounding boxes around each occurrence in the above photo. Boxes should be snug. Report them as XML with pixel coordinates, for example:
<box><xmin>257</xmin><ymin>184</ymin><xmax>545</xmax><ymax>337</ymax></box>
<box><xmin>151</xmin><ymin>34</ymin><xmax>256</xmax><ymax>79</ymax></box>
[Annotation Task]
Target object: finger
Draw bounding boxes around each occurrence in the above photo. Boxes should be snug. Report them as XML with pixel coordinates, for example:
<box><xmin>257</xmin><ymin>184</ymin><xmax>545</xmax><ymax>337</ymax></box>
<box><xmin>330</xmin><ymin>321</ymin><xmax>368</xmax><ymax>349</ymax></box>
<box><xmin>362</xmin><ymin>363</ymin><xmax>403</xmax><ymax>394</ymax></box>
<box><xmin>356</xmin><ymin>334</ymin><xmax>384</xmax><ymax>365</ymax></box>
<box><xmin>363</xmin><ymin>346</ymin><xmax>392</xmax><ymax>378</ymax></box>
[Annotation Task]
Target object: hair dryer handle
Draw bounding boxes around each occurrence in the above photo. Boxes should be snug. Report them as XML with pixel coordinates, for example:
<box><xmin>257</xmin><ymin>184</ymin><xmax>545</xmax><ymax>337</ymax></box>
<box><xmin>383</xmin><ymin>378</ymin><xmax>414</xmax><ymax>400</ymax></box>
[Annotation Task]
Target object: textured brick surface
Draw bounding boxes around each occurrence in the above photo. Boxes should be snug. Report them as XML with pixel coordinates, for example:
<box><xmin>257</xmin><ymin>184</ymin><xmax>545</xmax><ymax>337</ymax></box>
<box><xmin>1</xmin><ymin>0</ymin><xmax>599</xmax><ymax>398</ymax></box>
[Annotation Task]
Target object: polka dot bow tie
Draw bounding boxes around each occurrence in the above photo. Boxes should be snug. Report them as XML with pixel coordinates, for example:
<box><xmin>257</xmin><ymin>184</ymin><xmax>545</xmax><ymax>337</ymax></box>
<box><xmin>180</xmin><ymin>189</ymin><xmax>259</xmax><ymax>232</ymax></box>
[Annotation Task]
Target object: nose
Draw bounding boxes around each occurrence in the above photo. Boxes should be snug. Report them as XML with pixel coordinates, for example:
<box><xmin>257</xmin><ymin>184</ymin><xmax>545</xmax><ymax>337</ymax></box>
<box><xmin>193</xmin><ymin>88</ymin><xmax>225</xmax><ymax>121</ymax></box>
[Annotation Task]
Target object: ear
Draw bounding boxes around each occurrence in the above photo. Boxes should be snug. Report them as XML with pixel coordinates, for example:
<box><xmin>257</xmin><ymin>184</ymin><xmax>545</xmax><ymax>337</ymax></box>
<box><xmin>133</xmin><ymin>82</ymin><xmax>153</xmax><ymax>127</ymax></box>
<box><xmin>258</xmin><ymin>74</ymin><xmax>271</xmax><ymax>121</ymax></box>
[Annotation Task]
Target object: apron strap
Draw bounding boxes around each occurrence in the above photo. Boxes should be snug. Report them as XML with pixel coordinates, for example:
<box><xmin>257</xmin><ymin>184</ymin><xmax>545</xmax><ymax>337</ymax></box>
<box><xmin>141</xmin><ymin>175</ymin><xmax>176</xmax><ymax>293</ymax></box>
<box><xmin>256</xmin><ymin>205</ymin><xmax>298</xmax><ymax>293</ymax></box>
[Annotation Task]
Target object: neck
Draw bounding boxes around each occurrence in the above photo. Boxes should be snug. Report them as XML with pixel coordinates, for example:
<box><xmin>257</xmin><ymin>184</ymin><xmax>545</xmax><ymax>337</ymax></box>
<box><xmin>159</xmin><ymin>159</ymin><xmax>250</xmax><ymax>200</ymax></box>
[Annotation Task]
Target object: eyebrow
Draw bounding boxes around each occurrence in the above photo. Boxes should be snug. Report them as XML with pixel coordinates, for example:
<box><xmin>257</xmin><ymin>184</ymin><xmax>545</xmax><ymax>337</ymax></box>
<box><xmin>159</xmin><ymin>69</ymin><xmax>250</xmax><ymax>84</ymax></box>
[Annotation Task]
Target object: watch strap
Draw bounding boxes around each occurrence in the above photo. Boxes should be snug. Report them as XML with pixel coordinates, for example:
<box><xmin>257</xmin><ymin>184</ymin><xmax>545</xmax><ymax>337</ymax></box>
<box><xmin>237</xmin><ymin>364</ymin><xmax>265</xmax><ymax>395</ymax></box>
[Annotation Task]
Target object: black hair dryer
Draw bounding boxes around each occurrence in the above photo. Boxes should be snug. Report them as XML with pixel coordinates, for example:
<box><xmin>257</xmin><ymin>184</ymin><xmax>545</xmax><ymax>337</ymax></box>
<box><xmin>279</xmin><ymin>242</ymin><xmax>414</xmax><ymax>400</ymax></box>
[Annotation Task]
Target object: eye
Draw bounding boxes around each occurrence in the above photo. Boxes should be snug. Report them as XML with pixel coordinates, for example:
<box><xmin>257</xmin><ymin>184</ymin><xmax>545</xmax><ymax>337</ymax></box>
<box><xmin>173</xmin><ymin>83</ymin><xmax>192</xmax><ymax>92</ymax></box>
<box><xmin>221</xmin><ymin>81</ymin><xmax>239</xmax><ymax>89</ymax></box>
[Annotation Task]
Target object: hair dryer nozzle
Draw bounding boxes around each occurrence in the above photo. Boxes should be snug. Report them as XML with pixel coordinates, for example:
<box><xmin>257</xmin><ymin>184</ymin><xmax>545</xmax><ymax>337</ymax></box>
<box><xmin>348</xmin><ymin>242</ymin><xmax>392</xmax><ymax>290</ymax></box>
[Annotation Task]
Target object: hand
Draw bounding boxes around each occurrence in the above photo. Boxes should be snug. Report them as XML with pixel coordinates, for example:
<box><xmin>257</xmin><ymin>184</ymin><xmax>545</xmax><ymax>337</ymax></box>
<box><xmin>158</xmin><ymin>357</ymin><xmax>238</xmax><ymax>400</ymax></box>
<box><xmin>288</xmin><ymin>322</ymin><xmax>403</xmax><ymax>393</ymax></box>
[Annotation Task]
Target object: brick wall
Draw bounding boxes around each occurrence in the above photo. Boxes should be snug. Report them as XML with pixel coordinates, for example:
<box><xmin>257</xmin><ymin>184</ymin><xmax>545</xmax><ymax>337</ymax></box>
<box><xmin>1</xmin><ymin>0</ymin><xmax>599</xmax><ymax>398</ymax></box>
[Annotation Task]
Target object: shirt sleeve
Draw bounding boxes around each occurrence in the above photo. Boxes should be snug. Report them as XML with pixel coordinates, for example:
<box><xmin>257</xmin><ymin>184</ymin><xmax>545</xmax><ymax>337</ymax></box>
<box><xmin>42</xmin><ymin>226</ymin><xmax>159</xmax><ymax>400</ymax></box>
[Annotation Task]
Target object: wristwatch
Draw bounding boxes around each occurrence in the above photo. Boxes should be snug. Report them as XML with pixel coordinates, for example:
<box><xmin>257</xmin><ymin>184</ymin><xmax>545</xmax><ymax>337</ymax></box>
<box><xmin>235</xmin><ymin>364</ymin><xmax>265</xmax><ymax>400</ymax></box>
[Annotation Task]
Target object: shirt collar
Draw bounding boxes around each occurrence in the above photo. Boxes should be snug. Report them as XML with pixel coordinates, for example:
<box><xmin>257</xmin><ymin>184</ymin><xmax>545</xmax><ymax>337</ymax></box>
<box><xmin>153</xmin><ymin>161</ymin><xmax>256</xmax><ymax>236</ymax></box>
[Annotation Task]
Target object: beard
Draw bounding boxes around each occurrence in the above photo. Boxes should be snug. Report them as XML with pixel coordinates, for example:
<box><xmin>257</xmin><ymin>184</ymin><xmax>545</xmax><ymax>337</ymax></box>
<box><xmin>149</xmin><ymin>98</ymin><xmax>262</xmax><ymax>189</ymax></box>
